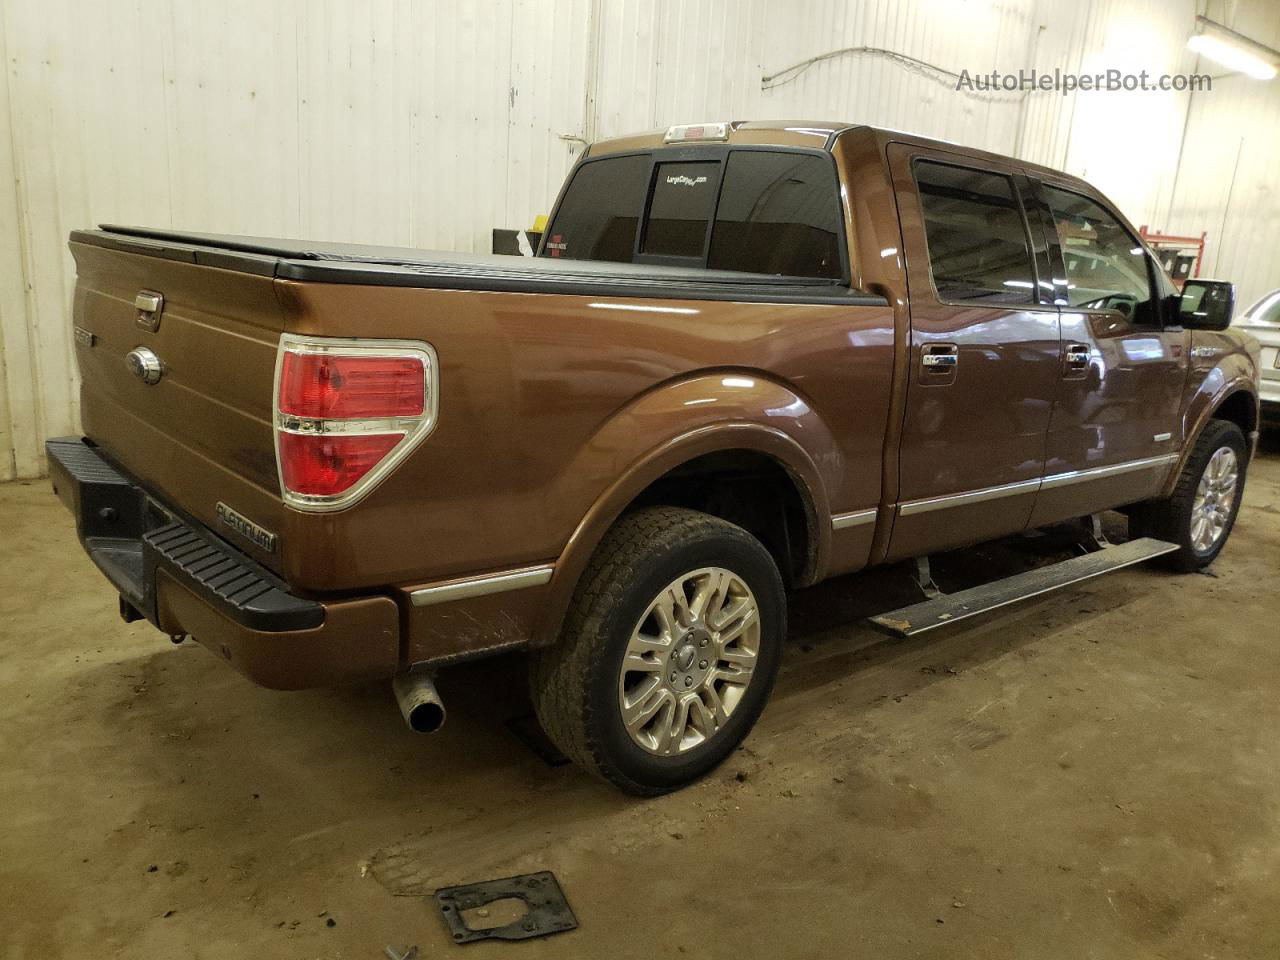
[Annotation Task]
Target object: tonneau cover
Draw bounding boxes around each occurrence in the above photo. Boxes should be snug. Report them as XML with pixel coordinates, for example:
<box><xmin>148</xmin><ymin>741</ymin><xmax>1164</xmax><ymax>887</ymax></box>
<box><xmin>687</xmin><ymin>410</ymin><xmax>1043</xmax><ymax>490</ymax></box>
<box><xmin>71</xmin><ymin>225</ymin><xmax>886</xmax><ymax>305</ymax></box>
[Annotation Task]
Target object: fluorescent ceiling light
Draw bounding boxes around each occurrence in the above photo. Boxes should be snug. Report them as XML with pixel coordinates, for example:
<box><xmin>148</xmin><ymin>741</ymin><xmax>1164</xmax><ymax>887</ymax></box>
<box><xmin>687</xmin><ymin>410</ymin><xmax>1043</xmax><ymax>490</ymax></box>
<box><xmin>1188</xmin><ymin>17</ymin><xmax>1279</xmax><ymax>80</ymax></box>
<box><xmin>1188</xmin><ymin>34</ymin><xmax>1277</xmax><ymax>79</ymax></box>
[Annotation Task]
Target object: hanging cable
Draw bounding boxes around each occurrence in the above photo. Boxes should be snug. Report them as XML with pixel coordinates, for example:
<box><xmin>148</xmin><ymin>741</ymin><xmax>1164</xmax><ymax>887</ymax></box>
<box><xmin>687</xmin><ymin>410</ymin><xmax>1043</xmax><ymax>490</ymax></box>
<box><xmin>762</xmin><ymin>45</ymin><xmax>1024</xmax><ymax>102</ymax></box>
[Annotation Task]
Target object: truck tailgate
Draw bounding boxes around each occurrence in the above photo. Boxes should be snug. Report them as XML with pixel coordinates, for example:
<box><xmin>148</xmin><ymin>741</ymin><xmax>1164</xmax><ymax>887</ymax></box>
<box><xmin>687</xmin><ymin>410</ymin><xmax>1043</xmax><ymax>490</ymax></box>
<box><xmin>70</xmin><ymin>238</ymin><xmax>287</xmax><ymax>575</ymax></box>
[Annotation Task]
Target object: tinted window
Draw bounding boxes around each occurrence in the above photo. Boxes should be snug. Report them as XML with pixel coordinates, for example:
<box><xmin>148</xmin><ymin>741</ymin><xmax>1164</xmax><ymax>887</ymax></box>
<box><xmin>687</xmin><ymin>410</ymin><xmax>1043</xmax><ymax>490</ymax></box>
<box><xmin>708</xmin><ymin>152</ymin><xmax>842</xmax><ymax>278</ymax></box>
<box><xmin>1044</xmin><ymin>185</ymin><xmax>1154</xmax><ymax>322</ymax></box>
<box><xmin>641</xmin><ymin>161</ymin><xmax>720</xmax><ymax>258</ymax></box>
<box><xmin>541</xmin><ymin>154</ymin><xmax>649</xmax><ymax>262</ymax></box>
<box><xmin>915</xmin><ymin>161</ymin><xmax>1036</xmax><ymax>304</ymax></box>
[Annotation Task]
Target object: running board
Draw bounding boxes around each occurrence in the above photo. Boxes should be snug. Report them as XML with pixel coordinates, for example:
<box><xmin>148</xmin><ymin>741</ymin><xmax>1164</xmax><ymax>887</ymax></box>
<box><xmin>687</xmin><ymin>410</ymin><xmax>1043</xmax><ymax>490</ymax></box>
<box><xmin>868</xmin><ymin>538</ymin><xmax>1179</xmax><ymax>638</ymax></box>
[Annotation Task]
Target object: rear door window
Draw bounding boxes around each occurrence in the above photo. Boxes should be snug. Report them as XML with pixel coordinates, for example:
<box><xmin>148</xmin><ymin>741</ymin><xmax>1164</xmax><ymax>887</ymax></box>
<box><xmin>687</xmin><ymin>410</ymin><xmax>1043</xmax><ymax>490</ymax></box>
<box><xmin>914</xmin><ymin>161</ymin><xmax>1037</xmax><ymax>304</ymax></box>
<box><xmin>541</xmin><ymin>154</ymin><xmax>650</xmax><ymax>262</ymax></box>
<box><xmin>708</xmin><ymin>152</ymin><xmax>842</xmax><ymax>278</ymax></box>
<box><xmin>640</xmin><ymin>161</ymin><xmax>721</xmax><ymax>260</ymax></box>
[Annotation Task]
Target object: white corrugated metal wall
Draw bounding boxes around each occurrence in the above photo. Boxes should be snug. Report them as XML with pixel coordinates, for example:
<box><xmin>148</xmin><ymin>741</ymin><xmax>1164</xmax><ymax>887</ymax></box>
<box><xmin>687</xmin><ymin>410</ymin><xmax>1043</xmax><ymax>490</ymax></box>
<box><xmin>1166</xmin><ymin>1</ymin><xmax>1280</xmax><ymax>314</ymax></box>
<box><xmin>1</xmin><ymin>0</ymin><xmax>1276</xmax><ymax>480</ymax></box>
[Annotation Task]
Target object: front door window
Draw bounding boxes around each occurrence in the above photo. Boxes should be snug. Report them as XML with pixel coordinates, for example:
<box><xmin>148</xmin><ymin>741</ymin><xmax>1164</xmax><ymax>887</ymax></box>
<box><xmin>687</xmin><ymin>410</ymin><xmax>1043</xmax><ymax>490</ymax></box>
<box><xmin>1043</xmin><ymin>185</ymin><xmax>1156</xmax><ymax>325</ymax></box>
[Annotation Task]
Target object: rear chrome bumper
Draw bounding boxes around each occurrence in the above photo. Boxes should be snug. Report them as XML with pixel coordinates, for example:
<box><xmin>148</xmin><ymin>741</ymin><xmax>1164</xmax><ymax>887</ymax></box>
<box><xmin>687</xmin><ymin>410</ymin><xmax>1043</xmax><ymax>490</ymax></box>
<box><xmin>47</xmin><ymin>437</ymin><xmax>399</xmax><ymax>689</ymax></box>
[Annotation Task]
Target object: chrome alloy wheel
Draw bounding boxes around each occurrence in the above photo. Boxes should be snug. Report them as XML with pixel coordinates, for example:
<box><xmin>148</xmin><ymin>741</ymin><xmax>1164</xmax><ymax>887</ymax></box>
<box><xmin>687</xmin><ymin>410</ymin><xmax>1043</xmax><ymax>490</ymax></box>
<box><xmin>1191</xmin><ymin>446</ymin><xmax>1239</xmax><ymax>553</ymax></box>
<box><xmin>617</xmin><ymin>567</ymin><xmax>761</xmax><ymax>756</ymax></box>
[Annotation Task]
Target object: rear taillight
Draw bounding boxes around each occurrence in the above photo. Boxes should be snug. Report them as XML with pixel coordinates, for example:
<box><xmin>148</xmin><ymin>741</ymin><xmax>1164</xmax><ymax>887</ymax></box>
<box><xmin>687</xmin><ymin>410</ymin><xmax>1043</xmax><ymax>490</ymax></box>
<box><xmin>273</xmin><ymin>335</ymin><xmax>438</xmax><ymax>511</ymax></box>
<box><xmin>278</xmin><ymin>433</ymin><xmax>402</xmax><ymax>498</ymax></box>
<box><xmin>278</xmin><ymin>352</ymin><xmax>426</xmax><ymax>419</ymax></box>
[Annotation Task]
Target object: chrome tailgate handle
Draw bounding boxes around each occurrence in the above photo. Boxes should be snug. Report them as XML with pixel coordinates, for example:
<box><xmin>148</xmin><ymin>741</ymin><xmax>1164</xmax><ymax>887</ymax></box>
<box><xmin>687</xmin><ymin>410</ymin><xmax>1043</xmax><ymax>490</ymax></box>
<box><xmin>135</xmin><ymin>289</ymin><xmax>164</xmax><ymax>332</ymax></box>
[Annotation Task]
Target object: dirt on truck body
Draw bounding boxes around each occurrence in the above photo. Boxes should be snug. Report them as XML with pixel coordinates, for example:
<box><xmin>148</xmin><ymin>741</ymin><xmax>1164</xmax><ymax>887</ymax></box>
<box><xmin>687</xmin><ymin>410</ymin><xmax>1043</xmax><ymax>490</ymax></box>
<box><xmin>50</xmin><ymin>120</ymin><xmax>1260</xmax><ymax>793</ymax></box>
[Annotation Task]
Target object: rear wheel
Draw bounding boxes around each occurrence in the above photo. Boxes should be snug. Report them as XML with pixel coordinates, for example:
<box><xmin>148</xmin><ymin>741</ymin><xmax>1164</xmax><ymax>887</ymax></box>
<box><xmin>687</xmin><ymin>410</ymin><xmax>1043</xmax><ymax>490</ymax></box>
<box><xmin>1131</xmin><ymin>419</ymin><xmax>1247</xmax><ymax>571</ymax></box>
<box><xmin>529</xmin><ymin>507</ymin><xmax>785</xmax><ymax>795</ymax></box>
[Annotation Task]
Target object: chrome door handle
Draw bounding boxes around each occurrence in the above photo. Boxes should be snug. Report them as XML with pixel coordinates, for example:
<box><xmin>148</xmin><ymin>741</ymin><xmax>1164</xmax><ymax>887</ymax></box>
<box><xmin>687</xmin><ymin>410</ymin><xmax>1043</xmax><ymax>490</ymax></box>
<box><xmin>921</xmin><ymin>344</ymin><xmax>959</xmax><ymax>374</ymax></box>
<box><xmin>1064</xmin><ymin>342</ymin><xmax>1090</xmax><ymax>369</ymax></box>
<box><xmin>1063</xmin><ymin>342</ymin><xmax>1090</xmax><ymax>380</ymax></box>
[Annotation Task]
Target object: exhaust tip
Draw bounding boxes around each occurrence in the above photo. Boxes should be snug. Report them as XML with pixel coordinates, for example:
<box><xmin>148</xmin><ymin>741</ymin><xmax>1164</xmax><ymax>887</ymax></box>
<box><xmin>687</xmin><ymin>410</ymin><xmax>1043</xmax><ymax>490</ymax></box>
<box><xmin>406</xmin><ymin>700</ymin><xmax>446</xmax><ymax>734</ymax></box>
<box><xmin>393</xmin><ymin>672</ymin><xmax>447</xmax><ymax>734</ymax></box>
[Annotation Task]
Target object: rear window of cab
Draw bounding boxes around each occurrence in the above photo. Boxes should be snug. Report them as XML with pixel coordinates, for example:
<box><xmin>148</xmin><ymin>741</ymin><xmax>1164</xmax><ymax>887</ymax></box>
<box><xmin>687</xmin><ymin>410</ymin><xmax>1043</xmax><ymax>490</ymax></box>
<box><xmin>541</xmin><ymin>149</ymin><xmax>844</xmax><ymax>280</ymax></box>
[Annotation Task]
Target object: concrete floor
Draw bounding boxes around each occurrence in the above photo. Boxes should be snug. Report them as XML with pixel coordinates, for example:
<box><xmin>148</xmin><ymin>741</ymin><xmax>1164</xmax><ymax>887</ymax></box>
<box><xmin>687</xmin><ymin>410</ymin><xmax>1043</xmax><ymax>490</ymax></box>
<box><xmin>3</xmin><ymin>437</ymin><xmax>1278</xmax><ymax>960</ymax></box>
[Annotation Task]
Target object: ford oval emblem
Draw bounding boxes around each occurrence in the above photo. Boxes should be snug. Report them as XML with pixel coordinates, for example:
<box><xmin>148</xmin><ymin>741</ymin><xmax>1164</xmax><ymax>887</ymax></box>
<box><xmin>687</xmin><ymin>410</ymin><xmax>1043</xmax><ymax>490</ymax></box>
<box><xmin>126</xmin><ymin>346</ymin><xmax>164</xmax><ymax>385</ymax></box>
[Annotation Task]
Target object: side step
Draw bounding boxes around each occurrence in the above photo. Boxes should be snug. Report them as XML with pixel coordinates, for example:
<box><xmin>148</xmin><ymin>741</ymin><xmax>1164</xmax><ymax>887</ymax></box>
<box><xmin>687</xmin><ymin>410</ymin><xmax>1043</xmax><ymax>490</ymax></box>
<box><xmin>868</xmin><ymin>537</ymin><xmax>1179</xmax><ymax>638</ymax></box>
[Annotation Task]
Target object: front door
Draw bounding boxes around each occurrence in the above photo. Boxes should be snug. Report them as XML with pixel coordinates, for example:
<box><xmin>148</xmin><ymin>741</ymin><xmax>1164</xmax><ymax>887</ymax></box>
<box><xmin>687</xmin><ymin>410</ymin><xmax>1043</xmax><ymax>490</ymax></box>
<box><xmin>1027</xmin><ymin>180</ymin><xmax>1188</xmax><ymax>528</ymax></box>
<box><xmin>885</xmin><ymin>144</ymin><xmax>1061</xmax><ymax>560</ymax></box>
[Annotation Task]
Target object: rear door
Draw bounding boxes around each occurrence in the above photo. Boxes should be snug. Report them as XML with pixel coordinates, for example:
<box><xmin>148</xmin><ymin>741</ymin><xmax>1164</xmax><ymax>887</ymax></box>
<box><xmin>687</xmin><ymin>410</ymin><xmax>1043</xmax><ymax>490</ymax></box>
<box><xmin>1025</xmin><ymin>180</ymin><xmax>1188</xmax><ymax>528</ymax></box>
<box><xmin>885</xmin><ymin>144</ymin><xmax>1060</xmax><ymax>559</ymax></box>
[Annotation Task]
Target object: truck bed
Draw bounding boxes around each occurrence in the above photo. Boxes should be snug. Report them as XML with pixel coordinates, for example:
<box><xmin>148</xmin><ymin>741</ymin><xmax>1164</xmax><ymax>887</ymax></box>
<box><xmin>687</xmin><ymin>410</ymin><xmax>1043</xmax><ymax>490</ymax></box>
<box><xmin>67</xmin><ymin>224</ymin><xmax>893</xmax><ymax>606</ymax></box>
<box><xmin>74</xmin><ymin>226</ymin><xmax>885</xmax><ymax>306</ymax></box>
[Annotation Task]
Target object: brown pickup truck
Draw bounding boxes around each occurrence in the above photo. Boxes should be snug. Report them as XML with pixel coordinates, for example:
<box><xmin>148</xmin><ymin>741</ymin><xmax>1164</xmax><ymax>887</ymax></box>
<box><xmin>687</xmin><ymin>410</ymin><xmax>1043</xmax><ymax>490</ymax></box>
<box><xmin>50</xmin><ymin>120</ymin><xmax>1261</xmax><ymax>794</ymax></box>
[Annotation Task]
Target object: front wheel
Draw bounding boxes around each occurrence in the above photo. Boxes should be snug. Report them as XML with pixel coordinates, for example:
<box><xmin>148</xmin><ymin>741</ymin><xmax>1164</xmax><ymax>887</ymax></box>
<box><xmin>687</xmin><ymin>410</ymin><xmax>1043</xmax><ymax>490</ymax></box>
<box><xmin>1131</xmin><ymin>419</ymin><xmax>1247</xmax><ymax>571</ymax></box>
<box><xmin>529</xmin><ymin>507</ymin><xmax>785</xmax><ymax>795</ymax></box>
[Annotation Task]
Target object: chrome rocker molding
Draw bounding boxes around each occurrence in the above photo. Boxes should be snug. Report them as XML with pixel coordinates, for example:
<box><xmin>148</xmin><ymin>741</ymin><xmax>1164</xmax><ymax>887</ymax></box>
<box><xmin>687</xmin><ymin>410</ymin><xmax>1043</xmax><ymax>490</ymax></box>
<box><xmin>409</xmin><ymin>563</ymin><xmax>554</xmax><ymax>607</ymax></box>
<box><xmin>1038</xmin><ymin>453</ymin><xmax>1179</xmax><ymax>490</ymax></box>
<box><xmin>831</xmin><ymin>508</ymin><xmax>877</xmax><ymax>530</ymax></box>
<box><xmin>900</xmin><ymin>477</ymin><xmax>1042</xmax><ymax>517</ymax></box>
<box><xmin>896</xmin><ymin>454</ymin><xmax>1179</xmax><ymax>517</ymax></box>
<box><xmin>417</xmin><ymin>455</ymin><xmax>1180</xmax><ymax>607</ymax></box>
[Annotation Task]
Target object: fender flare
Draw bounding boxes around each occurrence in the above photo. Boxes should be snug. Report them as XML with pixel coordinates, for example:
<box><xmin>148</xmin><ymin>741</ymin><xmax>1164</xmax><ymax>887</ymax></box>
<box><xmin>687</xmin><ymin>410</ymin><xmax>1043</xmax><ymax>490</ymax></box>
<box><xmin>529</xmin><ymin>420</ymin><xmax>832</xmax><ymax>648</ymax></box>
<box><xmin>1163</xmin><ymin>378</ymin><xmax>1259</xmax><ymax>497</ymax></box>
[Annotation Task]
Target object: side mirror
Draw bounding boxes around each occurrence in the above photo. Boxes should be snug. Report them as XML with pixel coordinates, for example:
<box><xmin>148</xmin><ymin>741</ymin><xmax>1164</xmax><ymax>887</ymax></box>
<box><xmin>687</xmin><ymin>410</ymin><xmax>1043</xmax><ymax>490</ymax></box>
<box><xmin>1178</xmin><ymin>279</ymin><xmax>1235</xmax><ymax>330</ymax></box>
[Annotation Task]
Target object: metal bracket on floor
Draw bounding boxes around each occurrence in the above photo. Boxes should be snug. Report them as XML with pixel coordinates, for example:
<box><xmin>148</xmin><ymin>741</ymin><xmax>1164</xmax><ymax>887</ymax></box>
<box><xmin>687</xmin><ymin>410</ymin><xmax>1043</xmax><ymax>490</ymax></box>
<box><xmin>914</xmin><ymin>555</ymin><xmax>943</xmax><ymax>600</ymax></box>
<box><xmin>434</xmin><ymin>871</ymin><xmax>577</xmax><ymax>945</ymax></box>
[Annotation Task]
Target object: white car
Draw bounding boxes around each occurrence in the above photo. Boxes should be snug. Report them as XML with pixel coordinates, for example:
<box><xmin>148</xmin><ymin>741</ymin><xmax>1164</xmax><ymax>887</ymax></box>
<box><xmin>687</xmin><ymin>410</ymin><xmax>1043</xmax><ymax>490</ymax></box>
<box><xmin>1234</xmin><ymin>289</ymin><xmax>1280</xmax><ymax>416</ymax></box>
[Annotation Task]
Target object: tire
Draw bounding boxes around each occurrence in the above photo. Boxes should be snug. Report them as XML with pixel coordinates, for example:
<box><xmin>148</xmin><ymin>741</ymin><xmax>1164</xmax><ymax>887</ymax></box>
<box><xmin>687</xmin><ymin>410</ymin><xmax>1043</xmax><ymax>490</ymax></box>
<box><xmin>1130</xmin><ymin>419</ymin><xmax>1247</xmax><ymax>572</ymax></box>
<box><xmin>529</xmin><ymin>506</ymin><xmax>786</xmax><ymax>795</ymax></box>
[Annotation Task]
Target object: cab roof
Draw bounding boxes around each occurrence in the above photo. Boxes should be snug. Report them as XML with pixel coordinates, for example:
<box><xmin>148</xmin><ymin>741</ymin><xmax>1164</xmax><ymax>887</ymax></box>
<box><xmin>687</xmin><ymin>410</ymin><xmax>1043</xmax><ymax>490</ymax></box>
<box><xmin>587</xmin><ymin>120</ymin><xmax>1075</xmax><ymax>184</ymax></box>
<box><xmin>586</xmin><ymin>120</ymin><xmax>855</xmax><ymax>156</ymax></box>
